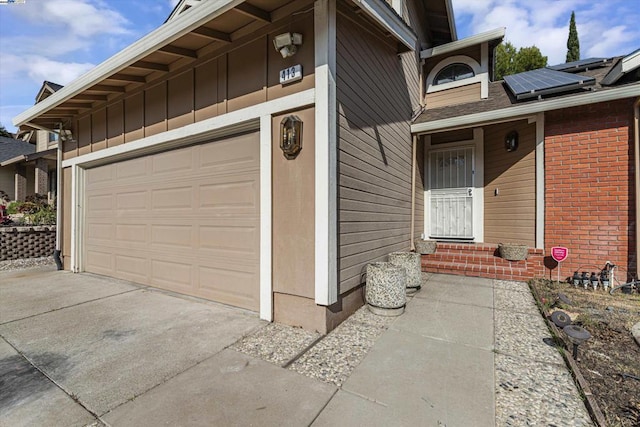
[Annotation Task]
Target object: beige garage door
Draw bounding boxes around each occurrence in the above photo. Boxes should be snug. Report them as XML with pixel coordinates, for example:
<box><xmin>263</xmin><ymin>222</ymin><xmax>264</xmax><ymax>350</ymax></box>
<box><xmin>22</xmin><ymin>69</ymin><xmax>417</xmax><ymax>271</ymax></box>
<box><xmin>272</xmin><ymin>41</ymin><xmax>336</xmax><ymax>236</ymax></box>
<box><xmin>84</xmin><ymin>132</ymin><xmax>260</xmax><ymax>311</ymax></box>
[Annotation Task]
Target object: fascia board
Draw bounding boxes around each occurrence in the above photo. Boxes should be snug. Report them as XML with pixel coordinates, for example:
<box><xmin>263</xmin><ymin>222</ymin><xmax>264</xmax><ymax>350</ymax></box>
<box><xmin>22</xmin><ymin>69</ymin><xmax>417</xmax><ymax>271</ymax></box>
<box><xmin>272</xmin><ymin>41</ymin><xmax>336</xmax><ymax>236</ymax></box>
<box><xmin>13</xmin><ymin>0</ymin><xmax>244</xmax><ymax>127</ymax></box>
<box><xmin>350</xmin><ymin>0</ymin><xmax>416</xmax><ymax>51</ymax></box>
<box><xmin>445</xmin><ymin>0</ymin><xmax>457</xmax><ymax>41</ymax></box>
<box><xmin>622</xmin><ymin>50</ymin><xmax>640</xmax><ymax>73</ymax></box>
<box><xmin>411</xmin><ymin>84</ymin><xmax>640</xmax><ymax>134</ymax></box>
<box><xmin>420</xmin><ymin>27</ymin><xmax>505</xmax><ymax>59</ymax></box>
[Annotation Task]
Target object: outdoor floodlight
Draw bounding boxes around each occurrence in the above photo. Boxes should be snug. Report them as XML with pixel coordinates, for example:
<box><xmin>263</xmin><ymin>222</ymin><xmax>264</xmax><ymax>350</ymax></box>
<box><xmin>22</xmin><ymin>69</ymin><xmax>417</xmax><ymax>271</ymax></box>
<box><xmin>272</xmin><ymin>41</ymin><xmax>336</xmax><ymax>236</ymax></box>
<box><xmin>273</xmin><ymin>32</ymin><xmax>303</xmax><ymax>58</ymax></box>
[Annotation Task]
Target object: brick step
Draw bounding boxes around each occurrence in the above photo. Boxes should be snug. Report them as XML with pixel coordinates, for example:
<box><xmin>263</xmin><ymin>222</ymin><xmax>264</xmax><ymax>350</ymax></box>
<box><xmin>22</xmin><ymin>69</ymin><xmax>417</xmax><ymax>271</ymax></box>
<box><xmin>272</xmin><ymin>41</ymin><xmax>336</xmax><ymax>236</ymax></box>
<box><xmin>421</xmin><ymin>259</ymin><xmax>532</xmax><ymax>281</ymax></box>
<box><xmin>422</xmin><ymin>253</ymin><xmax>532</xmax><ymax>269</ymax></box>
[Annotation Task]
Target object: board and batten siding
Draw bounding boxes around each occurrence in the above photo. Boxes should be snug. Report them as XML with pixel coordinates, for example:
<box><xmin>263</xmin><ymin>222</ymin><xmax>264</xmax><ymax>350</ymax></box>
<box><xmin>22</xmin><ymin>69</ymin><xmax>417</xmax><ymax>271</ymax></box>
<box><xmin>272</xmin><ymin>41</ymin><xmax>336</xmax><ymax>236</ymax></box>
<box><xmin>336</xmin><ymin>5</ymin><xmax>421</xmax><ymax>294</ymax></box>
<box><xmin>425</xmin><ymin>82</ymin><xmax>481</xmax><ymax>110</ymax></box>
<box><xmin>62</xmin><ymin>14</ymin><xmax>315</xmax><ymax>160</ymax></box>
<box><xmin>483</xmin><ymin>120</ymin><xmax>536</xmax><ymax>247</ymax></box>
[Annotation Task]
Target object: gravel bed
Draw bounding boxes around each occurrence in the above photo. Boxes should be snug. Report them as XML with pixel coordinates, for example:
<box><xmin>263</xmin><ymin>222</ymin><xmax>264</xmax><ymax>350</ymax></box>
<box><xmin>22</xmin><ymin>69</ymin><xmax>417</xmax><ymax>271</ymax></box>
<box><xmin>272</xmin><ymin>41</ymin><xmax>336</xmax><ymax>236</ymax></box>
<box><xmin>494</xmin><ymin>280</ymin><xmax>593</xmax><ymax>426</ymax></box>
<box><xmin>0</xmin><ymin>256</ymin><xmax>56</xmax><ymax>272</ymax></box>
<box><xmin>230</xmin><ymin>322</ymin><xmax>321</xmax><ymax>366</ymax></box>
<box><xmin>288</xmin><ymin>305</ymin><xmax>395</xmax><ymax>386</ymax></box>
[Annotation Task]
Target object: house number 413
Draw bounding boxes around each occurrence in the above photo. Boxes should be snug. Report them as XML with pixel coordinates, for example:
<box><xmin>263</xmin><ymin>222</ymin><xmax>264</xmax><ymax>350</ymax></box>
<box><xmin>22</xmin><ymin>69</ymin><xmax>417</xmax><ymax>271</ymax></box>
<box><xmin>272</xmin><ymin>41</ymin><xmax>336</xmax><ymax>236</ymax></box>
<box><xmin>279</xmin><ymin>64</ymin><xmax>302</xmax><ymax>85</ymax></box>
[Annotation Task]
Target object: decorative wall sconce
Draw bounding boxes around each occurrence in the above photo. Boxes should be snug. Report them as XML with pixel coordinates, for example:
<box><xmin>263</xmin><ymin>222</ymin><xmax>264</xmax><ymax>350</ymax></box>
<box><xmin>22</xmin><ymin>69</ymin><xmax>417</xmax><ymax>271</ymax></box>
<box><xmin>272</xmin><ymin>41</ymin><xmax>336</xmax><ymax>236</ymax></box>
<box><xmin>273</xmin><ymin>32</ymin><xmax>303</xmax><ymax>58</ymax></box>
<box><xmin>505</xmin><ymin>130</ymin><xmax>519</xmax><ymax>152</ymax></box>
<box><xmin>280</xmin><ymin>115</ymin><xmax>303</xmax><ymax>159</ymax></box>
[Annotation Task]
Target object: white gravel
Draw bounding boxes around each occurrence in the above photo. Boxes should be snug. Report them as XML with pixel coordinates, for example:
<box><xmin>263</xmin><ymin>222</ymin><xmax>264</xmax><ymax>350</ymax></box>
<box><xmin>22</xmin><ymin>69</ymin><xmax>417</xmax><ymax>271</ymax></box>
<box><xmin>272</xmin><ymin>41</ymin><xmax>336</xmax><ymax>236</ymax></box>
<box><xmin>0</xmin><ymin>256</ymin><xmax>56</xmax><ymax>271</ymax></box>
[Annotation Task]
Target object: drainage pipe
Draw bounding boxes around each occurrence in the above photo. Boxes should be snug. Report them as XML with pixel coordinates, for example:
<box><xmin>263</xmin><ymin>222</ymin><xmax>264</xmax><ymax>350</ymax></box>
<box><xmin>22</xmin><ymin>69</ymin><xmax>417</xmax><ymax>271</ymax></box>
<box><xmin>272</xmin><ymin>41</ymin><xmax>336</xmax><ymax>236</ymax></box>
<box><xmin>634</xmin><ymin>98</ymin><xmax>639</xmax><ymax>277</ymax></box>
<box><xmin>53</xmin><ymin>123</ymin><xmax>63</xmax><ymax>270</ymax></box>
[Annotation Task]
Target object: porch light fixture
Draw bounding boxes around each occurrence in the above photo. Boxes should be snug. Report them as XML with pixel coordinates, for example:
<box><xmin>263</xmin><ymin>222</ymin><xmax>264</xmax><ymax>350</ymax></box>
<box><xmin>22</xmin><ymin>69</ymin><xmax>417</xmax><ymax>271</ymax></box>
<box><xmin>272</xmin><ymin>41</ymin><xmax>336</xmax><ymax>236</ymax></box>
<box><xmin>505</xmin><ymin>130</ymin><xmax>519</xmax><ymax>152</ymax></box>
<box><xmin>280</xmin><ymin>115</ymin><xmax>303</xmax><ymax>159</ymax></box>
<box><xmin>273</xmin><ymin>32</ymin><xmax>303</xmax><ymax>58</ymax></box>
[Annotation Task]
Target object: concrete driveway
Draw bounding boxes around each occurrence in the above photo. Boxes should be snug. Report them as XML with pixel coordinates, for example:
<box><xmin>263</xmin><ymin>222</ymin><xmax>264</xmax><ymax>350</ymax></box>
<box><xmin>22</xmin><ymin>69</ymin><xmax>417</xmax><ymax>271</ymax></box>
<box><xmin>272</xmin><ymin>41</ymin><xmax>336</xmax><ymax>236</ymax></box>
<box><xmin>0</xmin><ymin>267</ymin><xmax>335</xmax><ymax>426</ymax></box>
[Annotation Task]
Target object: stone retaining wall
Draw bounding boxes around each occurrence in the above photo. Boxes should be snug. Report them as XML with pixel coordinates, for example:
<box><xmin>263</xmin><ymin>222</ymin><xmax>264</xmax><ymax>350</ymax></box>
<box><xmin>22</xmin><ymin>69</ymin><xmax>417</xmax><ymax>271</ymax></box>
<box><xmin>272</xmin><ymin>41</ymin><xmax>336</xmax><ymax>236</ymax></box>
<box><xmin>0</xmin><ymin>226</ymin><xmax>56</xmax><ymax>261</ymax></box>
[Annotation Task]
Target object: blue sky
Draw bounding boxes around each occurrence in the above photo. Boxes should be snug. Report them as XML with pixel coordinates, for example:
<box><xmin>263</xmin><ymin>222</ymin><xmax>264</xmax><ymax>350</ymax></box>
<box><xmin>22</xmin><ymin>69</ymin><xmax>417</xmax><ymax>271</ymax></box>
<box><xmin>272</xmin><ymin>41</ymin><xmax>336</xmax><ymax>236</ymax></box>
<box><xmin>0</xmin><ymin>0</ymin><xmax>638</xmax><ymax>133</ymax></box>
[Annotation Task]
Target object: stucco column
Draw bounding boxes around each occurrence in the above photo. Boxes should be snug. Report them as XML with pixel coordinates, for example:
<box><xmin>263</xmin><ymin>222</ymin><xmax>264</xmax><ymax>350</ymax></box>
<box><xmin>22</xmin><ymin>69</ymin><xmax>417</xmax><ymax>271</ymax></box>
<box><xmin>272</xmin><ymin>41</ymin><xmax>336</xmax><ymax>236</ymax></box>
<box><xmin>14</xmin><ymin>165</ymin><xmax>27</xmax><ymax>201</ymax></box>
<box><xmin>35</xmin><ymin>158</ymin><xmax>49</xmax><ymax>195</ymax></box>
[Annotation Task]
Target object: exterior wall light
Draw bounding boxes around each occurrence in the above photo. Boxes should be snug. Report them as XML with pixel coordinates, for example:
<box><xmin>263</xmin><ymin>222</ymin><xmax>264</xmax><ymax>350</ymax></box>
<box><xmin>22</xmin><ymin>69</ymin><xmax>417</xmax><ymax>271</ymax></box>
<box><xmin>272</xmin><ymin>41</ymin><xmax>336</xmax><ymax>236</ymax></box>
<box><xmin>273</xmin><ymin>32</ymin><xmax>303</xmax><ymax>58</ymax></box>
<box><xmin>280</xmin><ymin>115</ymin><xmax>303</xmax><ymax>159</ymax></box>
<box><xmin>505</xmin><ymin>130</ymin><xmax>519</xmax><ymax>152</ymax></box>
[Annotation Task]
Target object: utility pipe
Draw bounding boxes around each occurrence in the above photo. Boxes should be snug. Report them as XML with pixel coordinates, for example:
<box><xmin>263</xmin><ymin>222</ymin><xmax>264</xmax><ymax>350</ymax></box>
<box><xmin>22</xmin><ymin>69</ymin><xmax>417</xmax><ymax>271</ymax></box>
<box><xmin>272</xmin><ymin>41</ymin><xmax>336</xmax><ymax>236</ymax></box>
<box><xmin>53</xmin><ymin>123</ymin><xmax>64</xmax><ymax>270</ymax></box>
<box><xmin>410</xmin><ymin>135</ymin><xmax>417</xmax><ymax>251</ymax></box>
<box><xmin>634</xmin><ymin>97</ymin><xmax>639</xmax><ymax>278</ymax></box>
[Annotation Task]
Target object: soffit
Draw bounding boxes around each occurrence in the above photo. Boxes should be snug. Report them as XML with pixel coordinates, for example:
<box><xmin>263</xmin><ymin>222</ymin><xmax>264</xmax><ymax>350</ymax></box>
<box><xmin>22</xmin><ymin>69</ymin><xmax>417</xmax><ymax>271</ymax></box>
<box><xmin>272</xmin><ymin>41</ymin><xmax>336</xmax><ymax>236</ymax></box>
<box><xmin>14</xmin><ymin>0</ymin><xmax>300</xmax><ymax>132</ymax></box>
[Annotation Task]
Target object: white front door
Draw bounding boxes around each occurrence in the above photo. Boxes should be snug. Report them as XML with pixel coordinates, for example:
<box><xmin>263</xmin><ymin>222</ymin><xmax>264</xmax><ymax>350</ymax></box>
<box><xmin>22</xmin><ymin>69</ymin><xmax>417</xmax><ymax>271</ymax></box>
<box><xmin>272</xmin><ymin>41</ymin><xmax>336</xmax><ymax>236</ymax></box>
<box><xmin>429</xmin><ymin>146</ymin><xmax>475</xmax><ymax>239</ymax></box>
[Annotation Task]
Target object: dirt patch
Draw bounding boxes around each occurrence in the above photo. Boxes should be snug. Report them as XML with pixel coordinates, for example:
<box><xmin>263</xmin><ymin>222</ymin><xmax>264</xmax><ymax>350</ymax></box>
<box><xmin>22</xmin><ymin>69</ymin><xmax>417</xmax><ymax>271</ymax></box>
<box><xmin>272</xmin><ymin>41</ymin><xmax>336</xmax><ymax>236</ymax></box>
<box><xmin>531</xmin><ymin>279</ymin><xmax>640</xmax><ymax>426</ymax></box>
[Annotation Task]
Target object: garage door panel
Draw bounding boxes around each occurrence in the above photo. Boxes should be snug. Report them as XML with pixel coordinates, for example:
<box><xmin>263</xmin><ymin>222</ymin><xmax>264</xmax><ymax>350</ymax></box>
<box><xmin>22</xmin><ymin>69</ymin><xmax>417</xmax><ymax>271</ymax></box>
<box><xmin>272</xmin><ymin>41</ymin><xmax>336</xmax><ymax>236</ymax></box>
<box><xmin>199</xmin><ymin>225</ymin><xmax>258</xmax><ymax>256</ymax></box>
<box><xmin>116</xmin><ymin>224</ymin><xmax>147</xmax><ymax>243</ymax></box>
<box><xmin>84</xmin><ymin>132</ymin><xmax>260</xmax><ymax>311</ymax></box>
<box><xmin>199</xmin><ymin>180</ymin><xmax>259</xmax><ymax>213</ymax></box>
<box><xmin>151</xmin><ymin>186</ymin><xmax>193</xmax><ymax>210</ymax></box>
<box><xmin>150</xmin><ymin>224</ymin><xmax>193</xmax><ymax>248</ymax></box>
<box><xmin>114</xmin><ymin>254</ymin><xmax>149</xmax><ymax>282</ymax></box>
<box><xmin>116</xmin><ymin>157</ymin><xmax>148</xmax><ymax>180</ymax></box>
<box><xmin>152</xmin><ymin>148</ymin><xmax>194</xmax><ymax>174</ymax></box>
<box><xmin>116</xmin><ymin>191</ymin><xmax>148</xmax><ymax>211</ymax></box>
<box><xmin>200</xmin><ymin>134</ymin><xmax>258</xmax><ymax>172</ymax></box>
<box><xmin>85</xmin><ymin>249</ymin><xmax>114</xmax><ymax>273</ymax></box>
<box><xmin>150</xmin><ymin>259</ymin><xmax>193</xmax><ymax>288</ymax></box>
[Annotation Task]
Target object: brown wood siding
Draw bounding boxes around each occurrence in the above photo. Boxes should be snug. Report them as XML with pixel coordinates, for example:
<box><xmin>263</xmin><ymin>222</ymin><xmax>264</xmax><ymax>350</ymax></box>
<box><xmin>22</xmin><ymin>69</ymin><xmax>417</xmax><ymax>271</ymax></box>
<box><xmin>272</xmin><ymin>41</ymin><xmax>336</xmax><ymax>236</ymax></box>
<box><xmin>336</xmin><ymin>6</ymin><xmax>417</xmax><ymax>294</ymax></box>
<box><xmin>483</xmin><ymin>120</ymin><xmax>536</xmax><ymax>246</ymax></box>
<box><xmin>425</xmin><ymin>82</ymin><xmax>481</xmax><ymax>109</ymax></box>
<box><xmin>66</xmin><ymin>14</ymin><xmax>315</xmax><ymax>156</ymax></box>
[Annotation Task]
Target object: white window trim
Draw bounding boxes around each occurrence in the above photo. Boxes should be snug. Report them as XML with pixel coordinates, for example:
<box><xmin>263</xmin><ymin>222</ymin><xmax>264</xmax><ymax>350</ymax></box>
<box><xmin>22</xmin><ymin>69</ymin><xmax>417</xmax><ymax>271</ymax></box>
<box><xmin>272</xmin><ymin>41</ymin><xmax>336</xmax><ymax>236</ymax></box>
<box><xmin>426</xmin><ymin>52</ymin><xmax>490</xmax><ymax>99</ymax></box>
<box><xmin>64</xmin><ymin>88</ymin><xmax>315</xmax><ymax>323</ymax></box>
<box><xmin>423</xmin><ymin>128</ymin><xmax>484</xmax><ymax>242</ymax></box>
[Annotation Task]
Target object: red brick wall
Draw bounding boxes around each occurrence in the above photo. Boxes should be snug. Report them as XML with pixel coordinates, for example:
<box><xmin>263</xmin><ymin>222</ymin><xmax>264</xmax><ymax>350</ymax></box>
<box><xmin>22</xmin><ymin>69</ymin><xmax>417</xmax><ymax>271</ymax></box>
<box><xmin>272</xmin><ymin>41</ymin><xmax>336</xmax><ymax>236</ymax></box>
<box><xmin>545</xmin><ymin>98</ymin><xmax>636</xmax><ymax>280</ymax></box>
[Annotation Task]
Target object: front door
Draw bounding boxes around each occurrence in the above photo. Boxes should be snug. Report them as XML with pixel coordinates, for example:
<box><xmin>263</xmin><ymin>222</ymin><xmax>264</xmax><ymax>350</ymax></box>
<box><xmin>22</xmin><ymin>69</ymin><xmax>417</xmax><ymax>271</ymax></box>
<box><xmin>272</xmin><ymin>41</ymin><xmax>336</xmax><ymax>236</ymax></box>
<box><xmin>429</xmin><ymin>146</ymin><xmax>474</xmax><ymax>239</ymax></box>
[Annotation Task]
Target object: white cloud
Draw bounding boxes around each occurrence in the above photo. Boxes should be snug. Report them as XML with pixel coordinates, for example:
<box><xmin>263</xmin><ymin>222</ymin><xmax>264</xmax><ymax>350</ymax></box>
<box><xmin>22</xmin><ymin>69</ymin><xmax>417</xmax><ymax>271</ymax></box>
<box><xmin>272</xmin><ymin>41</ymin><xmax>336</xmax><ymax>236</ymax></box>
<box><xmin>452</xmin><ymin>0</ymin><xmax>640</xmax><ymax>65</ymax></box>
<box><xmin>11</xmin><ymin>0</ymin><xmax>130</xmax><ymax>37</ymax></box>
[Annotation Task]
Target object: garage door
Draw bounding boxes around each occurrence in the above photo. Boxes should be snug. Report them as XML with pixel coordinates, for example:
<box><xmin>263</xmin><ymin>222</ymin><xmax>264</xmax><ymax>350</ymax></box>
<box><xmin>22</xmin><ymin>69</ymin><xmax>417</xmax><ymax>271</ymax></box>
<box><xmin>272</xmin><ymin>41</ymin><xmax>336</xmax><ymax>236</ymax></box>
<box><xmin>83</xmin><ymin>132</ymin><xmax>260</xmax><ymax>311</ymax></box>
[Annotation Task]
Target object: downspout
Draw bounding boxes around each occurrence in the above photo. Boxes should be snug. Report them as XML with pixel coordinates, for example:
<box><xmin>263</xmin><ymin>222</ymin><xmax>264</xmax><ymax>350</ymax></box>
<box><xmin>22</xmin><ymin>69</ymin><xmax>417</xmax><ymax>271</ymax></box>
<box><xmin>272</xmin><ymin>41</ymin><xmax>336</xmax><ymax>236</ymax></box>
<box><xmin>410</xmin><ymin>134</ymin><xmax>417</xmax><ymax>251</ymax></box>
<box><xmin>53</xmin><ymin>123</ymin><xmax>63</xmax><ymax>270</ymax></box>
<box><xmin>634</xmin><ymin>98</ymin><xmax>640</xmax><ymax>277</ymax></box>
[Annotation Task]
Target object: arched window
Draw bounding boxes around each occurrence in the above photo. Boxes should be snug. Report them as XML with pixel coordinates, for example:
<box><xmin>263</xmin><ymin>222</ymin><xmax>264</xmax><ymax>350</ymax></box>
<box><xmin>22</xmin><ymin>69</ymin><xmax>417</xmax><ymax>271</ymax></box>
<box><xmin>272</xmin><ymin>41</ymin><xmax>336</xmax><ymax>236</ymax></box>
<box><xmin>433</xmin><ymin>63</ymin><xmax>475</xmax><ymax>85</ymax></box>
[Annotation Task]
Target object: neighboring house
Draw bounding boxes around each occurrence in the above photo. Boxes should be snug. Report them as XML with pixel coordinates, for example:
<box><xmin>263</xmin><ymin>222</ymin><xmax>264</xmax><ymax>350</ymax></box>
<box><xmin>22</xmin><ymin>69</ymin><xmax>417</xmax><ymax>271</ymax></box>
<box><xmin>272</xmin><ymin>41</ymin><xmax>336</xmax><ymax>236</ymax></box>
<box><xmin>12</xmin><ymin>0</ymin><xmax>639</xmax><ymax>333</ymax></box>
<box><xmin>13</xmin><ymin>0</ymin><xmax>452</xmax><ymax>333</ymax></box>
<box><xmin>2</xmin><ymin>81</ymin><xmax>62</xmax><ymax>202</ymax></box>
<box><xmin>412</xmin><ymin>37</ymin><xmax>640</xmax><ymax>281</ymax></box>
<box><xmin>0</xmin><ymin>136</ymin><xmax>36</xmax><ymax>200</ymax></box>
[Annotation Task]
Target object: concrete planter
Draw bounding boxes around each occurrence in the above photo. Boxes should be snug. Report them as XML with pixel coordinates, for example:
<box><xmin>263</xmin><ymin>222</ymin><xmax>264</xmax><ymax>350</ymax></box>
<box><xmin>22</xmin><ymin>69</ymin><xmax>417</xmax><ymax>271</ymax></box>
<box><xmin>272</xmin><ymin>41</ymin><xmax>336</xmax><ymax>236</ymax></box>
<box><xmin>366</xmin><ymin>262</ymin><xmax>406</xmax><ymax>316</ymax></box>
<box><xmin>414</xmin><ymin>239</ymin><xmax>437</xmax><ymax>255</ymax></box>
<box><xmin>498</xmin><ymin>243</ymin><xmax>529</xmax><ymax>261</ymax></box>
<box><xmin>388</xmin><ymin>251</ymin><xmax>422</xmax><ymax>291</ymax></box>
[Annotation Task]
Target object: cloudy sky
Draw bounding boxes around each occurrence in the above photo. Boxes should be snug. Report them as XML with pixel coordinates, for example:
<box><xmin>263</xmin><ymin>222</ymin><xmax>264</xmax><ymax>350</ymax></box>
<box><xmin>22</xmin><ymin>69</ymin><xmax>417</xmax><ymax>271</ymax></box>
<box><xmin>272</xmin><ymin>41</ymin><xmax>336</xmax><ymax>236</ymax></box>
<box><xmin>0</xmin><ymin>0</ymin><xmax>638</xmax><ymax>132</ymax></box>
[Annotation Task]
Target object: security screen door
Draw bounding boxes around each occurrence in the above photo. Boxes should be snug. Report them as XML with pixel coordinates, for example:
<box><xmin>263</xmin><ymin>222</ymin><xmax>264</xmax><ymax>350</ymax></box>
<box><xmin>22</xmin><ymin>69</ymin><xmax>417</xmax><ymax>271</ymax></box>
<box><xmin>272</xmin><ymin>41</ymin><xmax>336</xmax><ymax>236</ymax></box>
<box><xmin>429</xmin><ymin>146</ymin><xmax>474</xmax><ymax>239</ymax></box>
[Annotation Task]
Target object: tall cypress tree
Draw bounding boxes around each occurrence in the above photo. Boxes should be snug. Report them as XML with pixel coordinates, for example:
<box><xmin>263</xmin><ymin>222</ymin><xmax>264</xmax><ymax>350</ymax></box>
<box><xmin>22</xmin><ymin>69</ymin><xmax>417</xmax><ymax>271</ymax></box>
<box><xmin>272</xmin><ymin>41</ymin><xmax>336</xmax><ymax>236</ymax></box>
<box><xmin>566</xmin><ymin>11</ymin><xmax>580</xmax><ymax>62</ymax></box>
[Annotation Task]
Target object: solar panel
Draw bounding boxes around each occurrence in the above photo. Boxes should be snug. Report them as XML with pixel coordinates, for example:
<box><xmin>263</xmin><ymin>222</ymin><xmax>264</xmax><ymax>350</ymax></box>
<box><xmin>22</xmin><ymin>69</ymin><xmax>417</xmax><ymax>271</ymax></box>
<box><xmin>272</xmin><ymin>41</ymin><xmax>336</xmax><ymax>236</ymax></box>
<box><xmin>504</xmin><ymin>68</ymin><xmax>595</xmax><ymax>100</ymax></box>
<box><xmin>548</xmin><ymin>57</ymin><xmax>610</xmax><ymax>72</ymax></box>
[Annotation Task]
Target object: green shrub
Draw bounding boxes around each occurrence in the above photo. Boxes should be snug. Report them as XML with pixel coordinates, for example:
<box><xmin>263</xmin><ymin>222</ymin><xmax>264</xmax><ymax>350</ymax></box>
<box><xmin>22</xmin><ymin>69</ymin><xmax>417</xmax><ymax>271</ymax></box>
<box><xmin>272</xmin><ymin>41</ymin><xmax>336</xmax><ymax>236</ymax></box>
<box><xmin>6</xmin><ymin>201</ymin><xmax>20</xmax><ymax>214</ymax></box>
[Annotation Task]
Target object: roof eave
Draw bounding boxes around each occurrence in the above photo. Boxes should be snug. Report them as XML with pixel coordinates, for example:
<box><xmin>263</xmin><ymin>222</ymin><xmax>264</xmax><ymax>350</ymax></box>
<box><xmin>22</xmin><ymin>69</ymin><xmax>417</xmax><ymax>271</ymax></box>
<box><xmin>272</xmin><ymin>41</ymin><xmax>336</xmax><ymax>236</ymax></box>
<box><xmin>411</xmin><ymin>83</ymin><xmax>640</xmax><ymax>134</ymax></box>
<box><xmin>13</xmin><ymin>0</ymin><xmax>245</xmax><ymax>128</ymax></box>
<box><xmin>350</xmin><ymin>0</ymin><xmax>417</xmax><ymax>51</ymax></box>
<box><xmin>420</xmin><ymin>27</ymin><xmax>505</xmax><ymax>59</ymax></box>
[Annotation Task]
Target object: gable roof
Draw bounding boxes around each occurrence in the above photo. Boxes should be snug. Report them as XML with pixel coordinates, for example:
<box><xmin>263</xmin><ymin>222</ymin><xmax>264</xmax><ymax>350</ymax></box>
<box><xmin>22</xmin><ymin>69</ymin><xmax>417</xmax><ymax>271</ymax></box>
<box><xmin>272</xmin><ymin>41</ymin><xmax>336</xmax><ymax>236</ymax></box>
<box><xmin>166</xmin><ymin>0</ymin><xmax>203</xmax><ymax>23</ymax></box>
<box><xmin>35</xmin><ymin>81</ymin><xmax>64</xmax><ymax>103</ymax></box>
<box><xmin>413</xmin><ymin>52</ymin><xmax>640</xmax><ymax>133</ymax></box>
<box><xmin>13</xmin><ymin>0</ymin><xmax>429</xmax><ymax>131</ymax></box>
<box><xmin>0</xmin><ymin>136</ymin><xmax>36</xmax><ymax>164</ymax></box>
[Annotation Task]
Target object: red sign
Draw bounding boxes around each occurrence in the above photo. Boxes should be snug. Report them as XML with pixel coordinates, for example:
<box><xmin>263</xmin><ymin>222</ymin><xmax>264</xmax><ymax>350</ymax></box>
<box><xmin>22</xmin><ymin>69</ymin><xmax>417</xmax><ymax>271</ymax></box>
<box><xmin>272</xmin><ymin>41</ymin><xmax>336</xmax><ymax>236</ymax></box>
<box><xmin>551</xmin><ymin>246</ymin><xmax>569</xmax><ymax>262</ymax></box>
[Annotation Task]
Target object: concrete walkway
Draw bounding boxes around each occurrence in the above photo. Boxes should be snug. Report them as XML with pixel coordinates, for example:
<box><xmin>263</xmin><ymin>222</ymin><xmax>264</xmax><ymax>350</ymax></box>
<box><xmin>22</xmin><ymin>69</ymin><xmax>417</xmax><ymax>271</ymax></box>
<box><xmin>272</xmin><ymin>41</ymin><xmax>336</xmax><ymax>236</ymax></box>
<box><xmin>0</xmin><ymin>267</ymin><xmax>591</xmax><ymax>426</ymax></box>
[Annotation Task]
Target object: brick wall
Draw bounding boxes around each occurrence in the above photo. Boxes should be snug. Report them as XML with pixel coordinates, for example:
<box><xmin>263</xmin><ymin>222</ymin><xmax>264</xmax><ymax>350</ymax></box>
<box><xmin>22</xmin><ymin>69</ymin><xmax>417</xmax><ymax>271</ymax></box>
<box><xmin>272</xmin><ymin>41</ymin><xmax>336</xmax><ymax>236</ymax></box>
<box><xmin>0</xmin><ymin>226</ymin><xmax>56</xmax><ymax>261</ymax></box>
<box><xmin>545</xmin><ymin>98</ymin><xmax>636</xmax><ymax>279</ymax></box>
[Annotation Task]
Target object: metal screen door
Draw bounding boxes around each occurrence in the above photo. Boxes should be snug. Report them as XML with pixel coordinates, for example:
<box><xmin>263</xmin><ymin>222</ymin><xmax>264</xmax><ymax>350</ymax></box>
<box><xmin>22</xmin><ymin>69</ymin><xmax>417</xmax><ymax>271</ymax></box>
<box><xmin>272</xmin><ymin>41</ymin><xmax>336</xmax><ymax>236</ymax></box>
<box><xmin>429</xmin><ymin>146</ymin><xmax>474</xmax><ymax>239</ymax></box>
